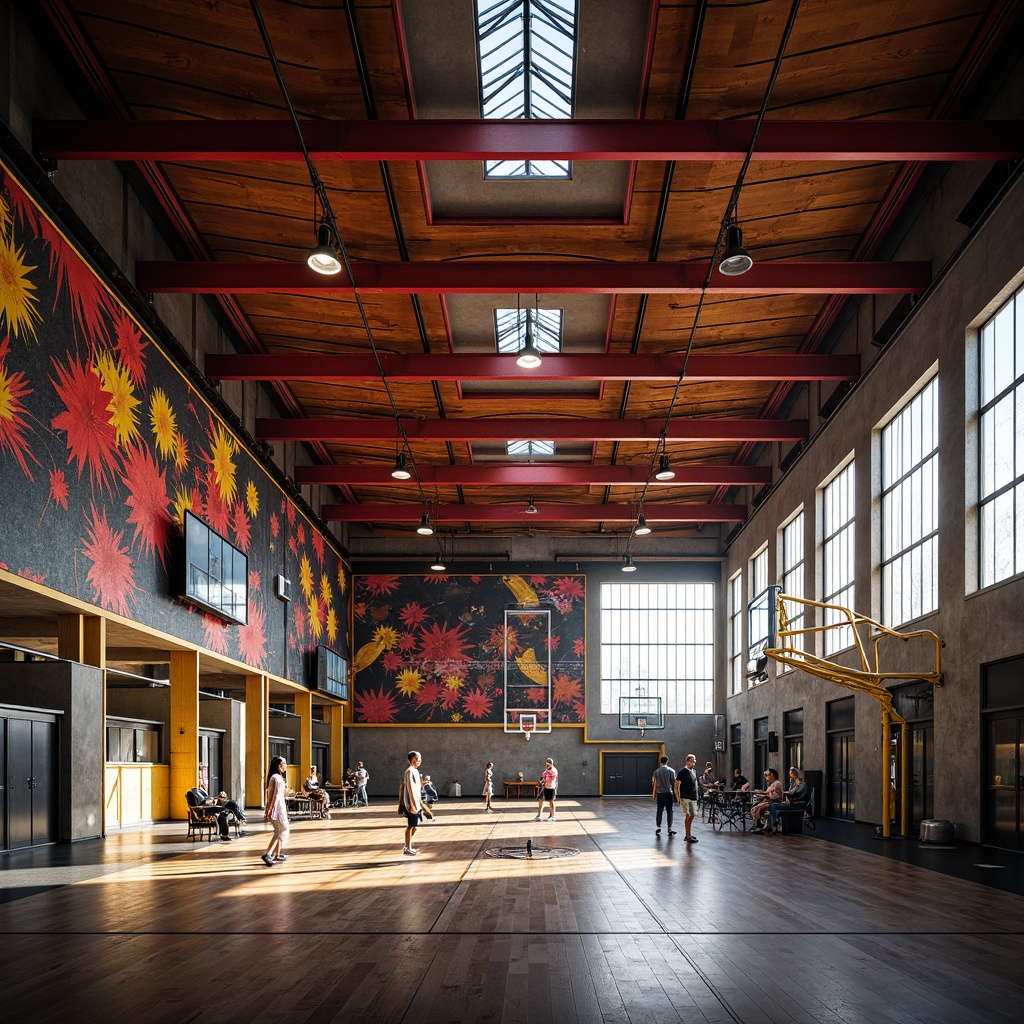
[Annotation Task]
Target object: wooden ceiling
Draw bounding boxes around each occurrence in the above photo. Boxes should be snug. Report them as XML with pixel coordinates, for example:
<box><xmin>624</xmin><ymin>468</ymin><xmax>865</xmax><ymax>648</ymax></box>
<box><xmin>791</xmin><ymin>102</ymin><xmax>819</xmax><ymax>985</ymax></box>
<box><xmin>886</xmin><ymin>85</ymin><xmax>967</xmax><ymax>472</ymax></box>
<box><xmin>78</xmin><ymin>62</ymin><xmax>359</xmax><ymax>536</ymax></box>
<box><xmin>33</xmin><ymin>0</ymin><xmax>1019</xmax><ymax>543</ymax></box>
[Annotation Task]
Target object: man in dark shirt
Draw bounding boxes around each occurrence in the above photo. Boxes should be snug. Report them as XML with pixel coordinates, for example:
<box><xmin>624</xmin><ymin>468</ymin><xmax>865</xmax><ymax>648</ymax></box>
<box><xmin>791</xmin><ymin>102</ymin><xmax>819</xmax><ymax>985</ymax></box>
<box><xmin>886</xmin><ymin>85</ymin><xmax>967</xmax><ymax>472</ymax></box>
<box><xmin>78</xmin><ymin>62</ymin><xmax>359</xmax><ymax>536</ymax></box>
<box><xmin>651</xmin><ymin>756</ymin><xmax>677</xmax><ymax>835</ymax></box>
<box><xmin>673</xmin><ymin>754</ymin><xmax>700</xmax><ymax>843</ymax></box>
<box><xmin>731</xmin><ymin>768</ymin><xmax>749</xmax><ymax>791</ymax></box>
<box><xmin>186</xmin><ymin>786</ymin><xmax>238</xmax><ymax>841</ymax></box>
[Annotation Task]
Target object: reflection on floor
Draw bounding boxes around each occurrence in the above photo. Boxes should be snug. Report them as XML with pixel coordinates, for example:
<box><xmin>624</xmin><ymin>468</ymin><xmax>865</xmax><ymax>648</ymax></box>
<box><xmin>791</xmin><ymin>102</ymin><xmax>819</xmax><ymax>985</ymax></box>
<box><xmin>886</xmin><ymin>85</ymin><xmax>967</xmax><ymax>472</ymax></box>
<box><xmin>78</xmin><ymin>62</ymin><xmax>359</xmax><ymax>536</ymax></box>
<box><xmin>1</xmin><ymin>798</ymin><xmax>1022</xmax><ymax>1023</ymax></box>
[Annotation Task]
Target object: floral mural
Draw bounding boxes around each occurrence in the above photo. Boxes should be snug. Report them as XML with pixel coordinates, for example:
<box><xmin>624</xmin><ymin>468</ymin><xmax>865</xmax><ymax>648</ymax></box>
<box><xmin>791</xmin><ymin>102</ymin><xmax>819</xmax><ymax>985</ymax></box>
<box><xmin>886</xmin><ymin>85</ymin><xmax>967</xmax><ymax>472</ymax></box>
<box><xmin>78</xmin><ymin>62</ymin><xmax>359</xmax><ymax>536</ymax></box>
<box><xmin>0</xmin><ymin>161</ymin><xmax>348</xmax><ymax>683</ymax></box>
<box><xmin>353</xmin><ymin>572</ymin><xmax>586</xmax><ymax>725</ymax></box>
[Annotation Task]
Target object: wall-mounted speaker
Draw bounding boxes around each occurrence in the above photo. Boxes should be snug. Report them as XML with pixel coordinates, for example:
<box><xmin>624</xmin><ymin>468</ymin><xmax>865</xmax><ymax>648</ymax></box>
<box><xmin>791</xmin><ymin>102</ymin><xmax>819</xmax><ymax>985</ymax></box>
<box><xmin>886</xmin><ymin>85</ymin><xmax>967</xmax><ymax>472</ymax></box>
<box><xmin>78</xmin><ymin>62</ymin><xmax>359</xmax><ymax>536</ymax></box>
<box><xmin>274</xmin><ymin>574</ymin><xmax>291</xmax><ymax>603</ymax></box>
<box><xmin>768</xmin><ymin>731</ymin><xmax>779</xmax><ymax>752</ymax></box>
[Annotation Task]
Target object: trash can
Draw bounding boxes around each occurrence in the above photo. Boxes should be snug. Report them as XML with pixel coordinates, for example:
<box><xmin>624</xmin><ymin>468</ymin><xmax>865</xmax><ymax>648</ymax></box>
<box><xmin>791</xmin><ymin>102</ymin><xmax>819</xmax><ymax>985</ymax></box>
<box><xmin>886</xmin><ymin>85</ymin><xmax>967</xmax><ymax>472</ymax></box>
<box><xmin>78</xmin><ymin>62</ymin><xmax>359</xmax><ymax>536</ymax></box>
<box><xmin>448</xmin><ymin>782</ymin><xmax>461</xmax><ymax>798</ymax></box>
<box><xmin>919</xmin><ymin>819</ymin><xmax>955</xmax><ymax>843</ymax></box>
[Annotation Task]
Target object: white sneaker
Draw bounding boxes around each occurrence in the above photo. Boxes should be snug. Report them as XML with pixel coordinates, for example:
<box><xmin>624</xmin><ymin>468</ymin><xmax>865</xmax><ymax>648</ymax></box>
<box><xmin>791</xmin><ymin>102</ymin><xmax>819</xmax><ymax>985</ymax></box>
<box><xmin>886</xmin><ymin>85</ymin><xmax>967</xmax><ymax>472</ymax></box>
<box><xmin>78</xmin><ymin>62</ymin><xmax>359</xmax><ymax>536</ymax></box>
<box><xmin>404</xmin><ymin>847</ymin><xmax>419</xmax><ymax>856</ymax></box>
<box><xmin>546</xmin><ymin>815</ymin><xmax>556</xmax><ymax>821</ymax></box>
<box><xmin>534</xmin><ymin>815</ymin><xmax>542</xmax><ymax>820</ymax></box>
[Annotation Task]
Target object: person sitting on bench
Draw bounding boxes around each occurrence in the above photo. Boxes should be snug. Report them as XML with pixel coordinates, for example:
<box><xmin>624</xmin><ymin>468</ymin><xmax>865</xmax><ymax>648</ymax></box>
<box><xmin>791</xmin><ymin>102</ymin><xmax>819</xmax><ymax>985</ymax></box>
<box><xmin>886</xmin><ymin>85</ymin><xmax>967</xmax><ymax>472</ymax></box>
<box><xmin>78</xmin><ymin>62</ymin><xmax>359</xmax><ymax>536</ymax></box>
<box><xmin>186</xmin><ymin>785</ymin><xmax>243</xmax><ymax>841</ymax></box>
<box><xmin>303</xmin><ymin>766</ymin><xmax>330</xmax><ymax>818</ymax></box>
<box><xmin>768</xmin><ymin>768</ymin><xmax>810</xmax><ymax>833</ymax></box>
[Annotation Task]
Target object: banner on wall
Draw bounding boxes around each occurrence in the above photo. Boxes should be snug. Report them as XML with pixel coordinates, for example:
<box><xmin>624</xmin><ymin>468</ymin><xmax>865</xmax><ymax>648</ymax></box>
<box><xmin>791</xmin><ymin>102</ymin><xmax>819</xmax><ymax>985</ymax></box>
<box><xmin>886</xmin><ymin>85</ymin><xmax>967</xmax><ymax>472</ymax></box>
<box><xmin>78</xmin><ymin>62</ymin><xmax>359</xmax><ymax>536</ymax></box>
<box><xmin>0</xmin><ymin>160</ymin><xmax>349</xmax><ymax>684</ymax></box>
<box><xmin>353</xmin><ymin>572</ymin><xmax>586</xmax><ymax>725</ymax></box>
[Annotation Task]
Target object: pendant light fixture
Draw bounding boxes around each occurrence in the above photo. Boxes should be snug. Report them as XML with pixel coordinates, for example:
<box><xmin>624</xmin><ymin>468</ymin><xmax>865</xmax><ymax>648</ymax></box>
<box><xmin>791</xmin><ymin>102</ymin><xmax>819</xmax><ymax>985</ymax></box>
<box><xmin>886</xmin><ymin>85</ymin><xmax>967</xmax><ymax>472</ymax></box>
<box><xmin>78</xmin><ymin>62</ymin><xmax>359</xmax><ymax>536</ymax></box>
<box><xmin>516</xmin><ymin>308</ymin><xmax>542</xmax><ymax>369</ymax></box>
<box><xmin>719</xmin><ymin>219</ymin><xmax>753</xmax><ymax>277</ymax></box>
<box><xmin>621</xmin><ymin>553</ymin><xmax>637</xmax><ymax>573</ymax></box>
<box><xmin>416</xmin><ymin>513</ymin><xmax>434</xmax><ymax>536</ymax></box>
<box><xmin>525</xmin><ymin>498</ymin><xmax>538</xmax><ymax>515</ymax></box>
<box><xmin>306</xmin><ymin>221</ymin><xmax>342</xmax><ymax>275</ymax></box>
<box><xmin>634</xmin><ymin>512</ymin><xmax>651</xmax><ymax>536</ymax></box>
<box><xmin>391</xmin><ymin>452</ymin><xmax>411</xmax><ymax>480</ymax></box>
<box><xmin>655</xmin><ymin>454</ymin><xmax>675</xmax><ymax>481</ymax></box>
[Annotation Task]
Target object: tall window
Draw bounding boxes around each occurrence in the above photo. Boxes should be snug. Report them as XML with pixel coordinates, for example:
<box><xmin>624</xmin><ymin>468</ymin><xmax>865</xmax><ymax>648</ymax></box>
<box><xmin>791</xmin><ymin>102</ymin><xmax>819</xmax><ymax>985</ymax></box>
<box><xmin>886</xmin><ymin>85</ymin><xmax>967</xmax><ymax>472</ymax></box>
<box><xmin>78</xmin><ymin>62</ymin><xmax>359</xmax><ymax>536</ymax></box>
<box><xmin>881</xmin><ymin>376</ymin><xmax>938</xmax><ymax>625</ymax></box>
<box><xmin>727</xmin><ymin>572</ymin><xmax>743</xmax><ymax>695</ymax></box>
<box><xmin>747</xmin><ymin>547</ymin><xmax>768</xmax><ymax>685</ymax></box>
<box><xmin>476</xmin><ymin>0</ymin><xmax>576</xmax><ymax>179</ymax></box>
<box><xmin>779</xmin><ymin>510</ymin><xmax>805</xmax><ymax>658</ymax></box>
<box><xmin>822</xmin><ymin>461</ymin><xmax>856</xmax><ymax>654</ymax></box>
<box><xmin>978</xmin><ymin>284</ymin><xmax>1024</xmax><ymax>587</ymax></box>
<box><xmin>600</xmin><ymin>582</ymin><xmax>714</xmax><ymax>714</ymax></box>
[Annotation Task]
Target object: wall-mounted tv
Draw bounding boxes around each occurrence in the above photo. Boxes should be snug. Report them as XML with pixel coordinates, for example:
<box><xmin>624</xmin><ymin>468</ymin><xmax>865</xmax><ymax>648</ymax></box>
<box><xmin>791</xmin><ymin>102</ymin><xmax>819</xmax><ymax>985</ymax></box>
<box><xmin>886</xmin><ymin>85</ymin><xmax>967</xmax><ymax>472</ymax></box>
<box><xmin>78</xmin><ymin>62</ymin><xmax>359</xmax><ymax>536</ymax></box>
<box><xmin>315</xmin><ymin>646</ymin><xmax>348</xmax><ymax>700</ymax></box>
<box><xmin>179</xmin><ymin>510</ymin><xmax>248</xmax><ymax>624</ymax></box>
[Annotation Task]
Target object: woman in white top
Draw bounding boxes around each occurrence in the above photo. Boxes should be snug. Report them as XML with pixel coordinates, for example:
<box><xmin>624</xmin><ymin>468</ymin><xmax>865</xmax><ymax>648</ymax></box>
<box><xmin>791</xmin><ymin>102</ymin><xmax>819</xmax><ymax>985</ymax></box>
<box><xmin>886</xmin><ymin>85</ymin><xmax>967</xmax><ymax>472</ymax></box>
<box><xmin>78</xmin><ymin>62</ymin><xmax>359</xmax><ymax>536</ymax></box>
<box><xmin>483</xmin><ymin>762</ymin><xmax>494</xmax><ymax>812</ymax></box>
<box><xmin>262</xmin><ymin>756</ymin><xmax>289</xmax><ymax>867</ymax></box>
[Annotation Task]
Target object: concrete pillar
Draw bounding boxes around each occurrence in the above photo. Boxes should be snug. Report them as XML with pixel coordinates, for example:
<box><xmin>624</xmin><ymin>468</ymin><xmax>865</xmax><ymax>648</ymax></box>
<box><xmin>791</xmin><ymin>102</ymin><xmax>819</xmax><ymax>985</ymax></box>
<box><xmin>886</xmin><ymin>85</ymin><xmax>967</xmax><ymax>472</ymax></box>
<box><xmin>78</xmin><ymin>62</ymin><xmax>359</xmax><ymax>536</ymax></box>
<box><xmin>329</xmin><ymin>703</ymin><xmax>344</xmax><ymax>787</ymax></box>
<box><xmin>169</xmin><ymin>650</ymin><xmax>199</xmax><ymax>820</ymax></box>
<box><xmin>245</xmin><ymin>673</ymin><xmax>268</xmax><ymax>809</ymax></box>
<box><xmin>294</xmin><ymin>689</ymin><xmax>312</xmax><ymax>780</ymax></box>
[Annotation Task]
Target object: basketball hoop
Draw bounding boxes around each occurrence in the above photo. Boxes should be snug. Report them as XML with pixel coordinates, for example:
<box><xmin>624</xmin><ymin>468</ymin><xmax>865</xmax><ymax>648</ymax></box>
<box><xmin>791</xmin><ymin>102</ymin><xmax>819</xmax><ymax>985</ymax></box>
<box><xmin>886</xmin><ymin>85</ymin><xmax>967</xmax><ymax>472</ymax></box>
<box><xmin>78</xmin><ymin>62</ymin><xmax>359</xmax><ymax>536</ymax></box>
<box><xmin>520</xmin><ymin>714</ymin><xmax>536</xmax><ymax>741</ymax></box>
<box><xmin>522</xmin><ymin>723</ymin><xmax>533</xmax><ymax>741</ymax></box>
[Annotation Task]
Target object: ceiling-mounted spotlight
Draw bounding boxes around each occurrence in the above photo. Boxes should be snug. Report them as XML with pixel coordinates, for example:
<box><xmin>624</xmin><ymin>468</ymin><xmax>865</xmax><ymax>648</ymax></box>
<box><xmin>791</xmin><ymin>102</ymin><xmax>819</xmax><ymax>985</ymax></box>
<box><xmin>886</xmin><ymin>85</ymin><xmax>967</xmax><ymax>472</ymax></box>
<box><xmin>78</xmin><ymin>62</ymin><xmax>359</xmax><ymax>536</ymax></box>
<box><xmin>621</xmin><ymin>553</ymin><xmax>637</xmax><ymax>573</ymax></box>
<box><xmin>655</xmin><ymin>454</ymin><xmax>675</xmax><ymax>481</ymax></box>
<box><xmin>719</xmin><ymin>223</ymin><xmax>753</xmax><ymax>277</ymax></box>
<box><xmin>525</xmin><ymin>498</ymin><xmax>538</xmax><ymax>515</ymax></box>
<box><xmin>391</xmin><ymin>452</ymin><xmax>411</xmax><ymax>480</ymax></box>
<box><xmin>516</xmin><ymin>315</ymin><xmax>543</xmax><ymax>370</ymax></box>
<box><xmin>306</xmin><ymin>222</ymin><xmax>342</xmax><ymax>275</ymax></box>
<box><xmin>430</xmin><ymin>553</ymin><xmax>447</xmax><ymax>572</ymax></box>
<box><xmin>416</xmin><ymin>514</ymin><xmax>434</xmax><ymax>536</ymax></box>
<box><xmin>634</xmin><ymin>512</ymin><xmax>651</xmax><ymax>536</ymax></box>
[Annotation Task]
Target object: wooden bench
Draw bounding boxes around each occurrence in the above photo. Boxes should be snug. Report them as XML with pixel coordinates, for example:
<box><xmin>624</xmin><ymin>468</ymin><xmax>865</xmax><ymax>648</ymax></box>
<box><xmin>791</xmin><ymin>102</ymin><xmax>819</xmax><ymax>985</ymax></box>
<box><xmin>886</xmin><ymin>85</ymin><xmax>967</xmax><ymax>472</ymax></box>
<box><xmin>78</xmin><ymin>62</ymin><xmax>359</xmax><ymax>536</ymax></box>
<box><xmin>286</xmin><ymin>794</ymin><xmax>313</xmax><ymax>820</ymax></box>
<box><xmin>503</xmin><ymin>780</ymin><xmax>540</xmax><ymax>799</ymax></box>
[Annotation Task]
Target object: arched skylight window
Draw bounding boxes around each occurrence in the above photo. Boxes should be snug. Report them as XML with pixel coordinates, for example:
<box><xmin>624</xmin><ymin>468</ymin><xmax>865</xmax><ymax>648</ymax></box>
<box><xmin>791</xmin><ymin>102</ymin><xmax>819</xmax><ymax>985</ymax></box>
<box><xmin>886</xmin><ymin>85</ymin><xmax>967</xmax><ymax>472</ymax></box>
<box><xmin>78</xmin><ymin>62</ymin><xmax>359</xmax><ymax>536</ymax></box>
<box><xmin>476</xmin><ymin>0</ymin><xmax>577</xmax><ymax>179</ymax></box>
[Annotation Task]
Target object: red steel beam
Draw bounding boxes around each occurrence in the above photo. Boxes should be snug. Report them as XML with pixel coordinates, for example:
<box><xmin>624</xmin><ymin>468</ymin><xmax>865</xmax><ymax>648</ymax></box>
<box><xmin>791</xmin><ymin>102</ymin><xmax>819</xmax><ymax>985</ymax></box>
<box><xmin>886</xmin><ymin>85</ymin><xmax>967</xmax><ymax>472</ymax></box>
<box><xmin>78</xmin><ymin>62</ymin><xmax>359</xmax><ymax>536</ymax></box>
<box><xmin>35</xmin><ymin>119</ymin><xmax>1023</xmax><ymax>162</ymax></box>
<box><xmin>207</xmin><ymin>353</ymin><xmax>860</xmax><ymax>383</ymax></box>
<box><xmin>256</xmin><ymin>416</ymin><xmax>809</xmax><ymax>443</ymax></box>
<box><xmin>320</xmin><ymin>502</ymin><xmax>747</xmax><ymax>523</ymax></box>
<box><xmin>295</xmin><ymin>464</ymin><xmax>772</xmax><ymax>487</ymax></box>
<box><xmin>136</xmin><ymin>259</ymin><xmax>930</xmax><ymax>296</ymax></box>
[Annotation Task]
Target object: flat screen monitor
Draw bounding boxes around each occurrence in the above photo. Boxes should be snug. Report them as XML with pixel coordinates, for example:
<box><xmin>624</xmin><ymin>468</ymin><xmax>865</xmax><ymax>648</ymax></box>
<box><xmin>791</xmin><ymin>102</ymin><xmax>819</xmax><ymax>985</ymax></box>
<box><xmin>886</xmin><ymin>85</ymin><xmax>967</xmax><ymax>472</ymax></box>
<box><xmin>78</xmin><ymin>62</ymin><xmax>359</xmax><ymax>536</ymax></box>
<box><xmin>180</xmin><ymin>509</ymin><xmax>248</xmax><ymax>624</ymax></box>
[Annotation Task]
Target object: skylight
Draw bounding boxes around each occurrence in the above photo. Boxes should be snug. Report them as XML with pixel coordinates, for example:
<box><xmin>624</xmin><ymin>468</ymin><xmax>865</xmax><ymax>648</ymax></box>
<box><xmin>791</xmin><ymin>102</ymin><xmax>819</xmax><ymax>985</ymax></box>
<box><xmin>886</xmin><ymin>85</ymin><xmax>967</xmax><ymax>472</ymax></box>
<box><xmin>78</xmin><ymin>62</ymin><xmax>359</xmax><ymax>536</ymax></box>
<box><xmin>475</xmin><ymin>0</ymin><xmax>577</xmax><ymax>179</ymax></box>
<box><xmin>494</xmin><ymin>307</ymin><xmax>563</xmax><ymax>355</ymax></box>
<box><xmin>506</xmin><ymin>440</ymin><xmax>556</xmax><ymax>457</ymax></box>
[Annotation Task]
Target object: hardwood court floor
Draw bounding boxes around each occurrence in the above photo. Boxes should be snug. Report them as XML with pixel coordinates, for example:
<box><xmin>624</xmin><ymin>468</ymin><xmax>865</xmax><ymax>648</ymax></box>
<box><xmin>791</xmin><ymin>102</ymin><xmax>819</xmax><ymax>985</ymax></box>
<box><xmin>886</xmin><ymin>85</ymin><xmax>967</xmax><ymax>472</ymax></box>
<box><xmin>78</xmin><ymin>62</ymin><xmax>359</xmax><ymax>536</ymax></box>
<box><xmin>1</xmin><ymin>798</ymin><xmax>1022</xmax><ymax>1023</ymax></box>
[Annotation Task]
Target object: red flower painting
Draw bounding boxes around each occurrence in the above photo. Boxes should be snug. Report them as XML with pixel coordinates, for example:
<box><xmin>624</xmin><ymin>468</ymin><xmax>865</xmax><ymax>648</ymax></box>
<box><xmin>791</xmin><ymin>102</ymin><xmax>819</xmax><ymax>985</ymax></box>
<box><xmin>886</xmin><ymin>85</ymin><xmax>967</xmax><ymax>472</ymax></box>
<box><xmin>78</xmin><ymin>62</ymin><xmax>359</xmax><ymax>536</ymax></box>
<box><xmin>0</xmin><ymin>336</ymin><xmax>37</xmax><ymax>480</ymax></box>
<box><xmin>461</xmin><ymin>688</ymin><xmax>493</xmax><ymax>719</ymax></box>
<box><xmin>51</xmin><ymin>355</ymin><xmax>118</xmax><ymax>493</ymax></box>
<box><xmin>203</xmin><ymin>614</ymin><xmax>229</xmax><ymax>655</ymax></box>
<box><xmin>356</xmin><ymin>685</ymin><xmax>398</xmax><ymax>723</ymax></box>
<box><xmin>237</xmin><ymin>600</ymin><xmax>267</xmax><ymax>668</ymax></box>
<box><xmin>82</xmin><ymin>504</ymin><xmax>136</xmax><ymax>617</ymax></box>
<box><xmin>42</xmin><ymin>225</ymin><xmax>114</xmax><ymax>352</ymax></box>
<box><xmin>120</xmin><ymin>443</ymin><xmax>171</xmax><ymax>567</ymax></box>
<box><xmin>113</xmin><ymin>310</ymin><xmax>146</xmax><ymax>386</ymax></box>
<box><xmin>417</xmin><ymin>620</ymin><xmax>471</xmax><ymax>666</ymax></box>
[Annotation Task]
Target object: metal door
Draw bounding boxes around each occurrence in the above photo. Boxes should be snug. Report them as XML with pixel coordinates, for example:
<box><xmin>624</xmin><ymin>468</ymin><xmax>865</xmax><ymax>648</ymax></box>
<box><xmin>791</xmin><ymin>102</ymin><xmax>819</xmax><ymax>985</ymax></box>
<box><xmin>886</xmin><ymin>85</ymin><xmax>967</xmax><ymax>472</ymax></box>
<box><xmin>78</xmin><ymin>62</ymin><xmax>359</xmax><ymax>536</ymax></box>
<box><xmin>7</xmin><ymin>718</ymin><xmax>33</xmax><ymax>849</ymax></box>
<box><xmin>603</xmin><ymin>753</ymin><xmax>657</xmax><ymax>795</ymax></box>
<box><xmin>30</xmin><ymin>720</ymin><xmax>57</xmax><ymax>845</ymax></box>
<box><xmin>984</xmin><ymin>713</ymin><xmax>1024</xmax><ymax>851</ymax></box>
<box><xmin>0</xmin><ymin>721</ymin><xmax>5</xmax><ymax>850</ymax></box>
<box><xmin>828</xmin><ymin>733</ymin><xmax>856</xmax><ymax>820</ymax></box>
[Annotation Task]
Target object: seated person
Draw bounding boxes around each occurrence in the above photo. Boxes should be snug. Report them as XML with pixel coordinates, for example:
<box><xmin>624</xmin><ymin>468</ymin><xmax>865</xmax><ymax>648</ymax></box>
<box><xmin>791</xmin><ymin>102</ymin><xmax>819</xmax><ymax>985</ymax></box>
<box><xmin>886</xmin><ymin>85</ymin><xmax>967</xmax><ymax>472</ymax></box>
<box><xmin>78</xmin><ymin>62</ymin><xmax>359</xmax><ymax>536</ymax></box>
<box><xmin>699</xmin><ymin>763</ymin><xmax>720</xmax><ymax>791</ymax></box>
<box><xmin>730</xmin><ymin>768</ymin><xmax>749</xmax><ymax>792</ymax></box>
<box><xmin>768</xmin><ymin>768</ymin><xmax>811</xmax><ymax>832</ymax></box>
<box><xmin>751</xmin><ymin>768</ymin><xmax>783</xmax><ymax>832</ymax></box>
<box><xmin>303</xmin><ymin>766</ymin><xmax>330</xmax><ymax>818</ymax></box>
<box><xmin>185</xmin><ymin>785</ymin><xmax>238</xmax><ymax>841</ymax></box>
<box><xmin>421</xmin><ymin>774</ymin><xmax>439</xmax><ymax>806</ymax></box>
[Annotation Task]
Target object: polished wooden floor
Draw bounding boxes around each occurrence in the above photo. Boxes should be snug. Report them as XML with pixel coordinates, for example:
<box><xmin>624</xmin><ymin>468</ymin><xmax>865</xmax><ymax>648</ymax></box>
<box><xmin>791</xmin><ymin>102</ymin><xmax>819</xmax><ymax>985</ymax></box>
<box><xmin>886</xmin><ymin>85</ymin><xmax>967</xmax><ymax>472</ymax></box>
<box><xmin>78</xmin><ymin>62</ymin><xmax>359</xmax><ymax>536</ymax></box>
<box><xmin>1</xmin><ymin>798</ymin><xmax>1022</xmax><ymax>1023</ymax></box>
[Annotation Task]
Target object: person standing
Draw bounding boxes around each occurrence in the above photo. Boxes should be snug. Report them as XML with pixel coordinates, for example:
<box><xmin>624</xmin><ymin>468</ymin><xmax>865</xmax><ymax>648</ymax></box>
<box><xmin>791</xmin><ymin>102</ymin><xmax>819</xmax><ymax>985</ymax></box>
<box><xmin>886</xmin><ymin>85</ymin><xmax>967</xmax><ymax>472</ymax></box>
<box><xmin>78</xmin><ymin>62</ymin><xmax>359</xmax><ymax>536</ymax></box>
<box><xmin>261</xmin><ymin>756</ymin><xmax>289</xmax><ymax>867</ymax></box>
<box><xmin>353</xmin><ymin>761</ymin><xmax>369</xmax><ymax>807</ymax></box>
<box><xmin>483</xmin><ymin>761</ymin><xmax>494</xmax><ymax>812</ymax></box>
<box><xmin>674</xmin><ymin>753</ymin><xmax>700</xmax><ymax>843</ymax></box>
<box><xmin>401</xmin><ymin>750</ymin><xmax>424</xmax><ymax>856</ymax></box>
<box><xmin>652</xmin><ymin>755</ymin><xmax>677</xmax><ymax>836</ymax></box>
<box><xmin>535</xmin><ymin>758</ymin><xmax>558</xmax><ymax>821</ymax></box>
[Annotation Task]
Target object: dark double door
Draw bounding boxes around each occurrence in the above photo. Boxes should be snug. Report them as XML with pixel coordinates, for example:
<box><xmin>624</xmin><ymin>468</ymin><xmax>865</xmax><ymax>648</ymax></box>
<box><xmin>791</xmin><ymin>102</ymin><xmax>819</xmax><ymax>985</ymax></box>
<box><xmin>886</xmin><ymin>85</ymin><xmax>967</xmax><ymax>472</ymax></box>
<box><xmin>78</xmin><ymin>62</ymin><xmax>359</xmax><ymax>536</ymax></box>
<box><xmin>985</xmin><ymin>712</ymin><xmax>1024</xmax><ymax>851</ymax></box>
<box><xmin>603</xmin><ymin>752</ymin><xmax>658</xmax><ymax>795</ymax></box>
<box><xmin>2</xmin><ymin>713</ymin><xmax>58</xmax><ymax>851</ymax></box>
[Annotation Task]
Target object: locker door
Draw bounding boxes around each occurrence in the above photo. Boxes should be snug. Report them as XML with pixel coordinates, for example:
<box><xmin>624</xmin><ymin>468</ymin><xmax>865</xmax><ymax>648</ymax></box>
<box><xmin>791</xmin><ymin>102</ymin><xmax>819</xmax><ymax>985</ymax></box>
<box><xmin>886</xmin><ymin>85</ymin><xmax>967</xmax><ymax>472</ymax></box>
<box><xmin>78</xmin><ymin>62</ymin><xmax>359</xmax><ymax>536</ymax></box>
<box><xmin>7</xmin><ymin>718</ymin><xmax>33</xmax><ymax>849</ymax></box>
<box><xmin>30</xmin><ymin>720</ymin><xmax>58</xmax><ymax>845</ymax></box>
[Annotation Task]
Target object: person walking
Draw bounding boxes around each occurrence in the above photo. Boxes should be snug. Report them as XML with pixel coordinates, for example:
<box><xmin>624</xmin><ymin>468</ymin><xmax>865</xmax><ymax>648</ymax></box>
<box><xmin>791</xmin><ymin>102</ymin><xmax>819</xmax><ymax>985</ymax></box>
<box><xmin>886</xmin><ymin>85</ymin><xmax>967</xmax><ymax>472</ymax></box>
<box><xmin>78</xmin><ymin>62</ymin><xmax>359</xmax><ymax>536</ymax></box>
<box><xmin>261</xmin><ymin>756</ymin><xmax>289</xmax><ymax>867</ymax></box>
<box><xmin>674</xmin><ymin>753</ymin><xmax>700</xmax><ymax>843</ymax></box>
<box><xmin>483</xmin><ymin>761</ymin><xmax>494</xmax><ymax>811</ymax></box>
<box><xmin>401</xmin><ymin>750</ymin><xmax>424</xmax><ymax>855</ymax></box>
<box><xmin>652</xmin><ymin>755</ymin><xmax>677</xmax><ymax>836</ymax></box>
<box><xmin>535</xmin><ymin>758</ymin><xmax>558</xmax><ymax>821</ymax></box>
<box><xmin>353</xmin><ymin>761</ymin><xmax>369</xmax><ymax>807</ymax></box>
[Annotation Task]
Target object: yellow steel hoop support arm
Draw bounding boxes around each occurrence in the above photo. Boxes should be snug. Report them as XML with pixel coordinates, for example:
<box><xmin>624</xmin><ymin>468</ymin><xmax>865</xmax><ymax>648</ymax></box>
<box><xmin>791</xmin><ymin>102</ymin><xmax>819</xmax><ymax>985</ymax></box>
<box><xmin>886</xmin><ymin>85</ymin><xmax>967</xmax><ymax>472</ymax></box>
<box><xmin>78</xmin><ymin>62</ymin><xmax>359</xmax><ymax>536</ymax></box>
<box><xmin>767</xmin><ymin>592</ymin><xmax>942</xmax><ymax>837</ymax></box>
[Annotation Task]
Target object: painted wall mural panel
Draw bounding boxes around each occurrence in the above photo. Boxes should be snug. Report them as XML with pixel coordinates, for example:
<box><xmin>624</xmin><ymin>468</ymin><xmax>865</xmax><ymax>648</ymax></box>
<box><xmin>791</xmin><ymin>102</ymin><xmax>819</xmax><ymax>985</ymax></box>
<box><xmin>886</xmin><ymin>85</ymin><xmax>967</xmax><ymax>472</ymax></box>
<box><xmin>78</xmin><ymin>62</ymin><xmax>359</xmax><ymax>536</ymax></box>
<box><xmin>353</xmin><ymin>572</ymin><xmax>586</xmax><ymax>724</ymax></box>
<box><xmin>0</xmin><ymin>162</ymin><xmax>348</xmax><ymax>683</ymax></box>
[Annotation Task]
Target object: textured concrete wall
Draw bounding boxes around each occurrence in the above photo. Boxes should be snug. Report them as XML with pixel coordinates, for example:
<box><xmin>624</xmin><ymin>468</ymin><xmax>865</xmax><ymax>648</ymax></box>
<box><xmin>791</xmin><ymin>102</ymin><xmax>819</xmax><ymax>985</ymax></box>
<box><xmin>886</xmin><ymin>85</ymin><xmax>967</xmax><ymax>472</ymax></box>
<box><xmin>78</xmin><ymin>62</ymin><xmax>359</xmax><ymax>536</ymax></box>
<box><xmin>722</xmin><ymin>49</ymin><xmax>1024</xmax><ymax>841</ymax></box>
<box><xmin>0</xmin><ymin>661</ymin><xmax>104</xmax><ymax>842</ymax></box>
